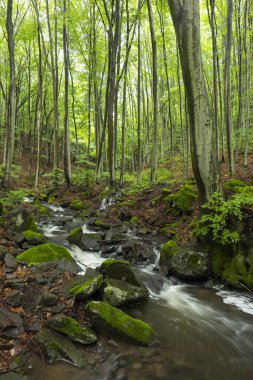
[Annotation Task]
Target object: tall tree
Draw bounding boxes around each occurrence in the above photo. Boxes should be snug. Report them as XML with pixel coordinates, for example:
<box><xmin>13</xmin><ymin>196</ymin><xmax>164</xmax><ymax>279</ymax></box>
<box><xmin>2</xmin><ymin>0</ymin><xmax>16</xmax><ymax>187</ymax></box>
<box><xmin>168</xmin><ymin>0</ymin><xmax>220</xmax><ymax>205</ymax></box>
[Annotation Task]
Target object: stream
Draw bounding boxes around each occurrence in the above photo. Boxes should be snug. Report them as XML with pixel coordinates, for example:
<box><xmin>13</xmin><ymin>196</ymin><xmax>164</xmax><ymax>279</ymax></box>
<box><xmin>26</xmin><ymin>201</ymin><xmax>253</xmax><ymax>379</ymax></box>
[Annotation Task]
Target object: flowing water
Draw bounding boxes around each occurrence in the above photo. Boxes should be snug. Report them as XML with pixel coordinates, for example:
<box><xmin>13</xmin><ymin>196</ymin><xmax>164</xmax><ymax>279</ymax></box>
<box><xmin>26</xmin><ymin>201</ymin><xmax>253</xmax><ymax>379</ymax></box>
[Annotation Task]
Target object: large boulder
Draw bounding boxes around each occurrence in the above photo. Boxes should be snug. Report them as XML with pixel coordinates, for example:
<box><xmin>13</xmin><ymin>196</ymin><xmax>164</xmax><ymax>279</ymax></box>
<box><xmin>69</xmin><ymin>274</ymin><xmax>103</xmax><ymax>300</ymax></box>
<box><xmin>99</xmin><ymin>259</ymin><xmax>146</xmax><ymax>288</ymax></box>
<box><xmin>1</xmin><ymin>207</ymin><xmax>37</xmax><ymax>232</ymax></box>
<box><xmin>47</xmin><ymin>315</ymin><xmax>97</xmax><ymax>344</ymax></box>
<box><xmin>16</xmin><ymin>243</ymin><xmax>74</xmax><ymax>266</ymax></box>
<box><xmin>160</xmin><ymin>240</ymin><xmax>211</xmax><ymax>280</ymax></box>
<box><xmin>102</xmin><ymin>278</ymin><xmax>149</xmax><ymax>306</ymax></box>
<box><xmin>85</xmin><ymin>301</ymin><xmax>158</xmax><ymax>346</ymax></box>
<box><xmin>34</xmin><ymin>328</ymin><xmax>86</xmax><ymax>367</ymax></box>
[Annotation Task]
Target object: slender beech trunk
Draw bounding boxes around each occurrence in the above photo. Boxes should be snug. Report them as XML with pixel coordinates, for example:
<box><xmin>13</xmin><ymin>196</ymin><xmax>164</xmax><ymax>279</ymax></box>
<box><xmin>63</xmin><ymin>0</ymin><xmax>71</xmax><ymax>185</ymax></box>
<box><xmin>224</xmin><ymin>0</ymin><xmax>234</xmax><ymax>175</ymax></box>
<box><xmin>168</xmin><ymin>0</ymin><xmax>219</xmax><ymax>206</ymax></box>
<box><xmin>243</xmin><ymin>0</ymin><xmax>249</xmax><ymax>166</ymax></box>
<box><xmin>147</xmin><ymin>0</ymin><xmax>158</xmax><ymax>184</ymax></box>
<box><xmin>3</xmin><ymin>0</ymin><xmax>16</xmax><ymax>187</ymax></box>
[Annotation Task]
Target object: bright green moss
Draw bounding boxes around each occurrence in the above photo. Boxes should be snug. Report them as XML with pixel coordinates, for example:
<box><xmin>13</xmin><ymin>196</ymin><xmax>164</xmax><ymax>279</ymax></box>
<box><xmin>69</xmin><ymin>200</ymin><xmax>84</xmax><ymax>210</ymax></box>
<box><xmin>48</xmin><ymin>197</ymin><xmax>55</xmax><ymax>204</ymax></box>
<box><xmin>86</xmin><ymin>301</ymin><xmax>158</xmax><ymax>345</ymax></box>
<box><xmin>38</xmin><ymin>193</ymin><xmax>48</xmax><ymax>201</ymax></box>
<box><xmin>69</xmin><ymin>274</ymin><xmax>103</xmax><ymax>298</ymax></box>
<box><xmin>16</xmin><ymin>243</ymin><xmax>74</xmax><ymax>266</ymax></box>
<box><xmin>130</xmin><ymin>216</ymin><xmax>138</xmax><ymax>225</ymax></box>
<box><xmin>47</xmin><ymin>314</ymin><xmax>97</xmax><ymax>344</ymax></box>
<box><xmin>164</xmin><ymin>183</ymin><xmax>198</xmax><ymax>213</ymax></box>
<box><xmin>222</xmin><ymin>254</ymin><xmax>248</xmax><ymax>287</ymax></box>
<box><xmin>67</xmin><ymin>227</ymin><xmax>83</xmax><ymax>245</ymax></box>
<box><xmin>23</xmin><ymin>230</ymin><xmax>43</xmax><ymax>240</ymax></box>
<box><xmin>94</xmin><ymin>219</ymin><xmax>110</xmax><ymax>229</ymax></box>
<box><xmin>160</xmin><ymin>240</ymin><xmax>179</xmax><ymax>266</ymax></box>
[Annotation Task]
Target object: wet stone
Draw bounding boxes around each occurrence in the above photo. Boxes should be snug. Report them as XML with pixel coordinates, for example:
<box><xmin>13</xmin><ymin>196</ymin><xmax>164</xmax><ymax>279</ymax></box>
<box><xmin>40</xmin><ymin>292</ymin><xmax>59</xmax><ymax>307</ymax></box>
<box><xmin>5</xmin><ymin>278</ymin><xmax>26</xmax><ymax>290</ymax></box>
<box><xmin>34</xmin><ymin>328</ymin><xmax>87</xmax><ymax>367</ymax></box>
<box><xmin>6</xmin><ymin>291</ymin><xmax>23</xmax><ymax>307</ymax></box>
<box><xmin>4</xmin><ymin>253</ymin><xmax>18</xmax><ymax>271</ymax></box>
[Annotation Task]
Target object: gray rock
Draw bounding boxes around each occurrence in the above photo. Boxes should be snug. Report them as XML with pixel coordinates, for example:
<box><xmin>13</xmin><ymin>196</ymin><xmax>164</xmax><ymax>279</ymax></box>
<box><xmin>0</xmin><ymin>308</ymin><xmax>23</xmax><ymax>331</ymax></box>
<box><xmin>80</xmin><ymin>232</ymin><xmax>102</xmax><ymax>251</ymax></box>
<box><xmin>4</xmin><ymin>253</ymin><xmax>18</xmax><ymax>271</ymax></box>
<box><xmin>99</xmin><ymin>259</ymin><xmax>147</xmax><ymax>289</ymax></box>
<box><xmin>40</xmin><ymin>292</ymin><xmax>59</xmax><ymax>307</ymax></box>
<box><xmin>34</xmin><ymin>328</ymin><xmax>87</xmax><ymax>367</ymax></box>
<box><xmin>102</xmin><ymin>278</ymin><xmax>149</xmax><ymax>306</ymax></box>
<box><xmin>161</xmin><ymin>249</ymin><xmax>211</xmax><ymax>280</ymax></box>
<box><xmin>69</xmin><ymin>274</ymin><xmax>103</xmax><ymax>300</ymax></box>
<box><xmin>1</xmin><ymin>207</ymin><xmax>37</xmax><ymax>233</ymax></box>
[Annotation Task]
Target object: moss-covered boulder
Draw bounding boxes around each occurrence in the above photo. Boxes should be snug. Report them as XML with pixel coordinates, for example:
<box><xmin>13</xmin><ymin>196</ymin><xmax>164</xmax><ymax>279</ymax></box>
<box><xmin>47</xmin><ymin>315</ymin><xmax>97</xmax><ymax>345</ymax></box>
<box><xmin>69</xmin><ymin>200</ymin><xmax>84</xmax><ymax>211</ymax></box>
<box><xmin>69</xmin><ymin>274</ymin><xmax>103</xmax><ymax>299</ymax></box>
<box><xmin>1</xmin><ymin>207</ymin><xmax>37</xmax><ymax>232</ymax></box>
<box><xmin>164</xmin><ymin>182</ymin><xmax>198</xmax><ymax>213</ymax></box>
<box><xmin>67</xmin><ymin>227</ymin><xmax>83</xmax><ymax>245</ymax></box>
<box><xmin>102</xmin><ymin>278</ymin><xmax>149</xmax><ymax>306</ymax></box>
<box><xmin>99</xmin><ymin>259</ymin><xmax>146</xmax><ymax>288</ymax></box>
<box><xmin>38</xmin><ymin>193</ymin><xmax>48</xmax><ymax>201</ymax></box>
<box><xmin>160</xmin><ymin>241</ymin><xmax>211</xmax><ymax>280</ymax></box>
<box><xmin>22</xmin><ymin>230</ymin><xmax>47</xmax><ymax>245</ymax></box>
<box><xmin>86</xmin><ymin>301</ymin><xmax>158</xmax><ymax>346</ymax></box>
<box><xmin>16</xmin><ymin>243</ymin><xmax>74</xmax><ymax>266</ymax></box>
<box><xmin>34</xmin><ymin>328</ymin><xmax>86</xmax><ymax>367</ymax></box>
<box><xmin>93</xmin><ymin>219</ymin><xmax>111</xmax><ymax>230</ymax></box>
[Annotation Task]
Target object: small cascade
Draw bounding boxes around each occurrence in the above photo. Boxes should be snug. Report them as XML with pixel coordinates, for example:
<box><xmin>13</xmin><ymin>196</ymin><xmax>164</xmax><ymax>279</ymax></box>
<box><xmin>99</xmin><ymin>197</ymin><xmax>114</xmax><ymax>210</ymax></box>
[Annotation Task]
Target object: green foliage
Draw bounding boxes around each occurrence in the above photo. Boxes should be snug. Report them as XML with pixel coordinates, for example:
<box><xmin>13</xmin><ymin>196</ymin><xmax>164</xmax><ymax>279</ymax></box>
<box><xmin>43</xmin><ymin>169</ymin><xmax>64</xmax><ymax>186</ymax></box>
<box><xmin>0</xmin><ymin>189</ymin><xmax>28</xmax><ymax>208</ymax></box>
<box><xmin>196</xmin><ymin>190</ymin><xmax>253</xmax><ymax>245</ymax></box>
<box><xmin>223</xmin><ymin>179</ymin><xmax>247</xmax><ymax>193</ymax></box>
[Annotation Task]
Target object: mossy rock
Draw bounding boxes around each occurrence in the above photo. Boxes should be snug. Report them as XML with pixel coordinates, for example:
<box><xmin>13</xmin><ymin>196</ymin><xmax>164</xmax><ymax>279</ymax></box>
<box><xmin>22</xmin><ymin>230</ymin><xmax>47</xmax><ymax>245</ymax></box>
<box><xmin>211</xmin><ymin>245</ymin><xmax>231</xmax><ymax>277</ymax></box>
<box><xmin>69</xmin><ymin>200</ymin><xmax>85</xmax><ymax>211</ymax></box>
<box><xmin>48</xmin><ymin>197</ymin><xmax>55</xmax><ymax>204</ymax></box>
<box><xmin>38</xmin><ymin>193</ymin><xmax>48</xmax><ymax>201</ymax></box>
<box><xmin>16</xmin><ymin>243</ymin><xmax>74</xmax><ymax>266</ymax></box>
<box><xmin>33</xmin><ymin>201</ymin><xmax>51</xmax><ymax>216</ymax></box>
<box><xmin>1</xmin><ymin>207</ymin><xmax>37</xmax><ymax>232</ymax></box>
<box><xmin>69</xmin><ymin>274</ymin><xmax>103</xmax><ymax>299</ymax></box>
<box><xmin>80</xmin><ymin>232</ymin><xmax>102</xmax><ymax>251</ymax></box>
<box><xmin>67</xmin><ymin>227</ymin><xmax>83</xmax><ymax>245</ymax></box>
<box><xmin>130</xmin><ymin>216</ymin><xmax>138</xmax><ymax>225</ymax></box>
<box><xmin>34</xmin><ymin>328</ymin><xmax>86</xmax><ymax>367</ymax></box>
<box><xmin>160</xmin><ymin>240</ymin><xmax>179</xmax><ymax>267</ymax></box>
<box><xmin>86</xmin><ymin>301</ymin><xmax>158</xmax><ymax>346</ymax></box>
<box><xmin>99</xmin><ymin>259</ymin><xmax>145</xmax><ymax>288</ymax></box>
<box><xmin>223</xmin><ymin>179</ymin><xmax>247</xmax><ymax>193</ymax></box>
<box><xmin>94</xmin><ymin>219</ymin><xmax>111</xmax><ymax>230</ymax></box>
<box><xmin>102</xmin><ymin>278</ymin><xmax>149</xmax><ymax>306</ymax></box>
<box><xmin>47</xmin><ymin>314</ymin><xmax>97</xmax><ymax>345</ymax></box>
<box><xmin>164</xmin><ymin>183</ymin><xmax>198</xmax><ymax>213</ymax></box>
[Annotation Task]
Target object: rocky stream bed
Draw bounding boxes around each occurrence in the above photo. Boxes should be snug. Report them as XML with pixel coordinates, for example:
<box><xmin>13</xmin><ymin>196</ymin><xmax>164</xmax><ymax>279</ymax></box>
<box><xmin>1</xmin><ymin>198</ymin><xmax>253</xmax><ymax>379</ymax></box>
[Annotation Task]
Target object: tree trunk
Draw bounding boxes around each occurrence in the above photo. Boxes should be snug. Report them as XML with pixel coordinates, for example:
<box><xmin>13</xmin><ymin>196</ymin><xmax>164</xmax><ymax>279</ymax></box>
<box><xmin>3</xmin><ymin>0</ymin><xmax>16</xmax><ymax>187</ymax></box>
<box><xmin>168</xmin><ymin>0</ymin><xmax>220</xmax><ymax>206</ymax></box>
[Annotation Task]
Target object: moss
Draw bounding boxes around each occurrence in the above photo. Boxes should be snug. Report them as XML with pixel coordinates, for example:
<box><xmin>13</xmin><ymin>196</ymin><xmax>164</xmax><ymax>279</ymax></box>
<box><xmin>47</xmin><ymin>314</ymin><xmax>97</xmax><ymax>344</ymax></box>
<box><xmin>38</xmin><ymin>193</ymin><xmax>48</xmax><ymax>201</ymax></box>
<box><xmin>67</xmin><ymin>227</ymin><xmax>83</xmax><ymax>245</ymax></box>
<box><xmin>94</xmin><ymin>219</ymin><xmax>110</xmax><ymax>229</ymax></box>
<box><xmin>223</xmin><ymin>179</ymin><xmax>247</xmax><ymax>193</ymax></box>
<box><xmin>211</xmin><ymin>245</ymin><xmax>230</xmax><ymax>277</ymax></box>
<box><xmin>16</xmin><ymin>243</ymin><xmax>74</xmax><ymax>266</ymax></box>
<box><xmin>160</xmin><ymin>240</ymin><xmax>179</xmax><ymax>266</ymax></box>
<box><xmin>164</xmin><ymin>183</ymin><xmax>198</xmax><ymax>213</ymax></box>
<box><xmin>69</xmin><ymin>274</ymin><xmax>103</xmax><ymax>299</ymax></box>
<box><xmin>130</xmin><ymin>216</ymin><xmax>138</xmax><ymax>225</ymax></box>
<box><xmin>69</xmin><ymin>200</ymin><xmax>84</xmax><ymax>211</ymax></box>
<box><xmin>103</xmin><ymin>278</ymin><xmax>149</xmax><ymax>306</ymax></box>
<box><xmin>86</xmin><ymin>301</ymin><xmax>158</xmax><ymax>345</ymax></box>
<box><xmin>99</xmin><ymin>259</ymin><xmax>144</xmax><ymax>287</ymax></box>
<box><xmin>23</xmin><ymin>230</ymin><xmax>43</xmax><ymax>240</ymax></box>
<box><xmin>48</xmin><ymin>197</ymin><xmax>55</xmax><ymax>204</ymax></box>
<box><xmin>33</xmin><ymin>201</ymin><xmax>51</xmax><ymax>215</ymax></box>
<box><xmin>222</xmin><ymin>254</ymin><xmax>248</xmax><ymax>287</ymax></box>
